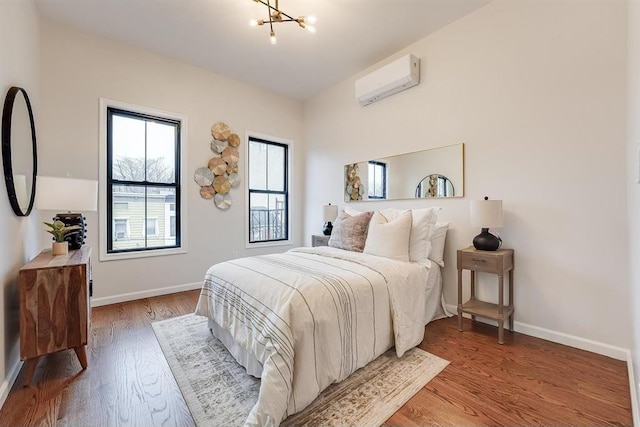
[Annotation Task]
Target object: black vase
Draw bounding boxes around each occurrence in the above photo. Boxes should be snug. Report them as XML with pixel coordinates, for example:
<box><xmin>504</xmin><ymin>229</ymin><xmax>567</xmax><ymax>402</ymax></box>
<box><xmin>323</xmin><ymin>222</ymin><xmax>333</xmax><ymax>236</ymax></box>
<box><xmin>473</xmin><ymin>228</ymin><xmax>501</xmax><ymax>251</ymax></box>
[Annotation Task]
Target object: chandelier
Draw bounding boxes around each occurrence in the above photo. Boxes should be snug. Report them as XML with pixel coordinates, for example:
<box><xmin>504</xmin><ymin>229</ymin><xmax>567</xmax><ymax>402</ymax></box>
<box><xmin>249</xmin><ymin>0</ymin><xmax>317</xmax><ymax>45</ymax></box>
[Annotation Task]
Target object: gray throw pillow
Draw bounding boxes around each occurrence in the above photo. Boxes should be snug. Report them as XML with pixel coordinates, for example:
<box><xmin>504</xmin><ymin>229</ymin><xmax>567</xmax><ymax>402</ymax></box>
<box><xmin>328</xmin><ymin>211</ymin><xmax>373</xmax><ymax>252</ymax></box>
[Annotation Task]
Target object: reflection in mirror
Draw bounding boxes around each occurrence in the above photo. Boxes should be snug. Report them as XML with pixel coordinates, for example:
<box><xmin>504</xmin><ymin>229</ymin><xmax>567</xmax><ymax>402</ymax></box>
<box><xmin>344</xmin><ymin>143</ymin><xmax>464</xmax><ymax>202</ymax></box>
<box><xmin>415</xmin><ymin>174</ymin><xmax>454</xmax><ymax>198</ymax></box>
<box><xmin>2</xmin><ymin>86</ymin><xmax>37</xmax><ymax>216</ymax></box>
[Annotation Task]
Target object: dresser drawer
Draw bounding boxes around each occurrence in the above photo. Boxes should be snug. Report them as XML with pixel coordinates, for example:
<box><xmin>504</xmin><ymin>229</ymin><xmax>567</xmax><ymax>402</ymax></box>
<box><xmin>459</xmin><ymin>251</ymin><xmax>499</xmax><ymax>273</ymax></box>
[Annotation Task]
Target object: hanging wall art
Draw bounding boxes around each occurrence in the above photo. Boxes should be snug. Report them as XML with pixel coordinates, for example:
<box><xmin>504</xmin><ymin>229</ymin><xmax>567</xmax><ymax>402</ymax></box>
<box><xmin>194</xmin><ymin>121</ymin><xmax>241</xmax><ymax>210</ymax></box>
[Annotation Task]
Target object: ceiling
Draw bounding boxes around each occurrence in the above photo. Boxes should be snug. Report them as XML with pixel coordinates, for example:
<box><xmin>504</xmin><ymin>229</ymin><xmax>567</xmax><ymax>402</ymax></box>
<box><xmin>34</xmin><ymin>0</ymin><xmax>491</xmax><ymax>100</ymax></box>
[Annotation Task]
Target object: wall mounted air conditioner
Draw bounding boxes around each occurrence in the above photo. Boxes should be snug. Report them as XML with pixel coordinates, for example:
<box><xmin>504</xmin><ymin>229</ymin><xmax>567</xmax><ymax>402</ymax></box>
<box><xmin>355</xmin><ymin>54</ymin><xmax>420</xmax><ymax>106</ymax></box>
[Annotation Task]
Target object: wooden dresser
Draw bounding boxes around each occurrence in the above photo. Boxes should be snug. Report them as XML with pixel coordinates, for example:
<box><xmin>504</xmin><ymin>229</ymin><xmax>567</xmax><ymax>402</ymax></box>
<box><xmin>19</xmin><ymin>246</ymin><xmax>91</xmax><ymax>385</ymax></box>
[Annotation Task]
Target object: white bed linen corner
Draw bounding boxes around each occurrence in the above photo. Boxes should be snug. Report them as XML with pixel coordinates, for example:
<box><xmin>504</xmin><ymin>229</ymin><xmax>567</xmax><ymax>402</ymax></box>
<box><xmin>195</xmin><ymin>246</ymin><xmax>444</xmax><ymax>426</ymax></box>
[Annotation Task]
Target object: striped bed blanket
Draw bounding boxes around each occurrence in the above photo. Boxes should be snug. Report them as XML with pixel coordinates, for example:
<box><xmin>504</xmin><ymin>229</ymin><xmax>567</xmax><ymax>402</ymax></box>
<box><xmin>195</xmin><ymin>246</ymin><xmax>434</xmax><ymax>426</ymax></box>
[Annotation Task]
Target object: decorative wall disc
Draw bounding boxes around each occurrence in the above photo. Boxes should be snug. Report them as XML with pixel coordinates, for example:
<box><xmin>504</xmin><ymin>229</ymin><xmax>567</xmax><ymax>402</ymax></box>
<box><xmin>227</xmin><ymin>163</ymin><xmax>239</xmax><ymax>174</ymax></box>
<box><xmin>194</xmin><ymin>167</ymin><xmax>214</xmax><ymax>186</ymax></box>
<box><xmin>198</xmin><ymin>121</ymin><xmax>241</xmax><ymax>210</ymax></box>
<box><xmin>214</xmin><ymin>193</ymin><xmax>232</xmax><ymax>210</ymax></box>
<box><xmin>211</xmin><ymin>122</ymin><xmax>231</xmax><ymax>140</ymax></box>
<box><xmin>200</xmin><ymin>185</ymin><xmax>216</xmax><ymax>199</ymax></box>
<box><xmin>345</xmin><ymin>163</ymin><xmax>363</xmax><ymax>201</ymax></box>
<box><xmin>213</xmin><ymin>175</ymin><xmax>231</xmax><ymax>194</ymax></box>
<box><xmin>211</xmin><ymin>138</ymin><xmax>229</xmax><ymax>154</ymax></box>
<box><xmin>222</xmin><ymin>146</ymin><xmax>239</xmax><ymax>164</ymax></box>
<box><xmin>228</xmin><ymin>133</ymin><xmax>241</xmax><ymax>147</ymax></box>
<box><xmin>208</xmin><ymin>157</ymin><xmax>227</xmax><ymax>176</ymax></box>
<box><xmin>228</xmin><ymin>173</ymin><xmax>241</xmax><ymax>187</ymax></box>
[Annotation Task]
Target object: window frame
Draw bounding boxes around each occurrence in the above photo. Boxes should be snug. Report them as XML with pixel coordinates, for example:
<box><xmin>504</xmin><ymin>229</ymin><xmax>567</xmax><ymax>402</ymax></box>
<box><xmin>245</xmin><ymin>131</ymin><xmax>293</xmax><ymax>248</ymax></box>
<box><xmin>99</xmin><ymin>99</ymin><xmax>188</xmax><ymax>261</ymax></box>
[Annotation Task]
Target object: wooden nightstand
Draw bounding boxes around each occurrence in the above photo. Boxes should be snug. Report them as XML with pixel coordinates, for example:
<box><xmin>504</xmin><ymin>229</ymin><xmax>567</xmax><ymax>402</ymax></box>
<box><xmin>457</xmin><ymin>246</ymin><xmax>514</xmax><ymax>344</ymax></box>
<box><xmin>19</xmin><ymin>246</ymin><xmax>92</xmax><ymax>385</ymax></box>
<box><xmin>312</xmin><ymin>234</ymin><xmax>330</xmax><ymax>247</ymax></box>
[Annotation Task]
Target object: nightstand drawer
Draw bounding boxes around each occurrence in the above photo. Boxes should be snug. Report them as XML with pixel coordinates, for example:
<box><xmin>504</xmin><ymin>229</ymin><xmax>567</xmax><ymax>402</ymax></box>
<box><xmin>312</xmin><ymin>235</ymin><xmax>330</xmax><ymax>247</ymax></box>
<box><xmin>459</xmin><ymin>252</ymin><xmax>499</xmax><ymax>272</ymax></box>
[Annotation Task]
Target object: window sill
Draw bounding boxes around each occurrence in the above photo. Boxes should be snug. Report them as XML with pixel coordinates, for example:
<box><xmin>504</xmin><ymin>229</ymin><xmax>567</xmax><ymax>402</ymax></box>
<box><xmin>99</xmin><ymin>246</ymin><xmax>187</xmax><ymax>262</ymax></box>
<box><xmin>245</xmin><ymin>240</ymin><xmax>293</xmax><ymax>250</ymax></box>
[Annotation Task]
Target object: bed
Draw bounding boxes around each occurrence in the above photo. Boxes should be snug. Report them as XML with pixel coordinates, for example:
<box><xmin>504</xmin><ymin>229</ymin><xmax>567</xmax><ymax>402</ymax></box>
<box><xmin>195</xmin><ymin>208</ymin><xmax>449</xmax><ymax>426</ymax></box>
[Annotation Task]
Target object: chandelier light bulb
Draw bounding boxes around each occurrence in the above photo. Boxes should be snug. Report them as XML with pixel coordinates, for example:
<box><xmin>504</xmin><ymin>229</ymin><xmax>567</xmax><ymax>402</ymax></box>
<box><xmin>304</xmin><ymin>15</ymin><xmax>317</xmax><ymax>24</ymax></box>
<box><xmin>306</xmin><ymin>25</ymin><xmax>316</xmax><ymax>34</ymax></box>
<box><xmin>270</xmin><ymin>31</ymin><xmax>277</xmax><ymax>45</ymax></box>
<box><xmin>249</xmin><ymin>18</ymin><xmax>258</xmax><ymax>27</ymax></box>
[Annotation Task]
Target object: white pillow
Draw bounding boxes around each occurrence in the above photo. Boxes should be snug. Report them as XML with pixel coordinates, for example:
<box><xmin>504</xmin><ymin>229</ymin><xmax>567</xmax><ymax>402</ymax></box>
<box><xmin>379</xmin><ymin>207</ymin><xmax>440</xmax><ymax>265</ymax></box>
<box><xmin>363</xmin><ymin>210</ymin><xmax>412</xmax><ymax>262</ymax></box>
<box><xmin>428</xmin><ymin>222</ymin><xmax>449</xmax><ymax>267</ymax></box>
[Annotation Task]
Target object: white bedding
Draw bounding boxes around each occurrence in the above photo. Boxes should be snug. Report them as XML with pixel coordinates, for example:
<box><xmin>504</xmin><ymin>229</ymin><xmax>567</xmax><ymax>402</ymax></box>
<box><xmin>195</xmin><ymin>246</ymin><xmax>441</xmax><ymax>426</ymax></box>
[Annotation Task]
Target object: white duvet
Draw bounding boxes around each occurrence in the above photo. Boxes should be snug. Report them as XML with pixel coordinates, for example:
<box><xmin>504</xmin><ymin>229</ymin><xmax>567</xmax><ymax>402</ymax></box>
<box><xmin>195</xmin><ymin>246</ymin><xmax>434</xmax><ymax>426</ymax></box>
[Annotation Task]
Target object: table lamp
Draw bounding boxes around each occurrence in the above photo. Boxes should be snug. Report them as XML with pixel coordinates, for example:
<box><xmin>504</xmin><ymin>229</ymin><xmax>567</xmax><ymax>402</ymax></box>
<box><xmin>470</xmin><ymin>196</ymin><xmax>503</xmax><ymax>251</ymax></box>
<box><xmin>35</xmin><ymin>176</ymin><xmax>98</xmax><ymax>250</ymax></box>
<box><xmin>322</xmin><ymin>203</ymin><xmax>338</xmax><ymax>236</ymax></box>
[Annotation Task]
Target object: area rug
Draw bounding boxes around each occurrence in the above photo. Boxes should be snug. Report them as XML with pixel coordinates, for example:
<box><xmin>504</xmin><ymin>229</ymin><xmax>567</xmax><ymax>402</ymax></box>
<box><xmin>152</xmin><ymin>314</ymin><xmax>449</xmax><ymax>427</ymax></box>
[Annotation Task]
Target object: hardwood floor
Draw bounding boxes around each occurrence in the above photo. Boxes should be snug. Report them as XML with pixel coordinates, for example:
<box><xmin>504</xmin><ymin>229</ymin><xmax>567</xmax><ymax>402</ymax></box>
<box><xmin>0</xmin><ymin>290</ymin><xmax>632</xmax><ymax>426</ymax></box>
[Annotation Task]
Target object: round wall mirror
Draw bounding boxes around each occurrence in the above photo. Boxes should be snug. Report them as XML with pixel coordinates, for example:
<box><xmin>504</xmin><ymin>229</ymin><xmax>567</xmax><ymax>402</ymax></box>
<box><xmin>2</xmin><ymin>86</ymin><xmax>37</xmax><ymax>216</ymax></box>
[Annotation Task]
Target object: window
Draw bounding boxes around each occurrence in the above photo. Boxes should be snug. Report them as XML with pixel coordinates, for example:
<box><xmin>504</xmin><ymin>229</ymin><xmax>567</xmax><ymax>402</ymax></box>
<box><xmin>145</xmin><ymin>218</ymin><xmax>158</xmax><ymax>236</ymax></box>
<box><xmin>113</xmin><ymin>218</ymin><xmax>129</xmax><ymax>240</ymax></box>
<box><xmin>368</xmin><ymin>161</ymin><xmax>387</xmax><ymax>199</ymax></box>
<box><xmin>169</xmin><ymin>216</ymin><xmax>176</xmax><ymax>237</ymax></box>
<box><xmin>106</xmin><ymin>107</ymin><xmax>181</xmax><ymax>254</ymax></box>
<box><xmin>248</xmin><ymin>136</ymin><xmax>289</xmax><ymax>244</ymax></box>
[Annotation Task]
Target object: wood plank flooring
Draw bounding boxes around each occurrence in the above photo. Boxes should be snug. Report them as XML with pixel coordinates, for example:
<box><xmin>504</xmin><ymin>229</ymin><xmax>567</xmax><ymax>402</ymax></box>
<box><xmin>0</xmin><ymin>290</ymin><xmax>632</xmax><ymax>426</ymax></box>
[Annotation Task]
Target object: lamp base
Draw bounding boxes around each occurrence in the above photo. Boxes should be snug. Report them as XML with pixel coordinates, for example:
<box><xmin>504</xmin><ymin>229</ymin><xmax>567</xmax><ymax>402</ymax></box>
<box><xmin>55</xmin><ymin>212</ymin><xmax>86</xmax><ymax>250</ymax></box>
<box><xmin>473</xmin><ymin>228</ymin><xmax>502</xmax><ymax>251</ymax></box>
<box><xmin>323</xmin><ymin>222</ymin><xmax>333</xmax><ymax>236</ymax></box>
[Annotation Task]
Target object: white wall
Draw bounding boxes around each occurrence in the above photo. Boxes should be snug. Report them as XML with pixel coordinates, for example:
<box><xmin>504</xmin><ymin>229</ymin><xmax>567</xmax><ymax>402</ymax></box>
<box><xmin>303</xmin><ymin>0</ymin><xmax>631</xmax><ymax>352</ymax></box>
<box><xmin>0</xmin><ymin>0</ymin><xmax>40</xmax><ymax>404</ymax></box>
<box><xmin>627</xmin><ymin>0</ymin><xmax>640</xmax><ymax>414</ymax></box>
<box><xmin>38</xmin><ymin>20</ymin><xmax>304</xmax><ymax>304</ymax></box>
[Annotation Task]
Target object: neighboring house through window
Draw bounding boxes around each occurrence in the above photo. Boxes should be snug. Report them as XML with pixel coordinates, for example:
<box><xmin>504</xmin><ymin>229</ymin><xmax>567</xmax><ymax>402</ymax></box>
<box><xmin>247</xmin><ymin>134</ymin><xmax>291</xmax><ymax>245</ymax></box>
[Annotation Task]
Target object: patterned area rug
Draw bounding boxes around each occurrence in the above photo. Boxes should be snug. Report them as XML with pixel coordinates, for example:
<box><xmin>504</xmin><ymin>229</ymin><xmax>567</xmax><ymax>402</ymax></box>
<box><xmin>152</xmin><ymin>314</ymin><xmax>449</xmax><ymax>427</ymax></box>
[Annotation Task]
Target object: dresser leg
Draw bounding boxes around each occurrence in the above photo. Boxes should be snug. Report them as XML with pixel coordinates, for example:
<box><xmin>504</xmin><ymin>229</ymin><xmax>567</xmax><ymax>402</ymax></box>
<box><xmin>74</xmin><ymin>346</ymin><xmax>88</xmax><ymax>369</ymax></box>
<box><xmin>23</xmin><ymin>357</ymin><xmax>39</xmax><ymax>386</ymax></box>
<box><xmin>498</xmin><ymin>319</ymin><xmax>505</xmax><ymax>344</ymax></box>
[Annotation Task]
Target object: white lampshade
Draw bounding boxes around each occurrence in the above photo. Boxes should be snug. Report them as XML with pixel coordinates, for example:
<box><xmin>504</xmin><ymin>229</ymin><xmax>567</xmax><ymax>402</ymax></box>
<box><xmin>322</xmin><ymin>204</ymin><xmax>338</xmax><ymax>222</ymax></box>
<box><xmin>35</xmin><ymin>176</ymin><xmax>98</xmax><ymax>212</ymax></box>
<box><xmin>470</xmin><ymin>199</ymin><xmax>503</xmax><ymax>228</ymax></box>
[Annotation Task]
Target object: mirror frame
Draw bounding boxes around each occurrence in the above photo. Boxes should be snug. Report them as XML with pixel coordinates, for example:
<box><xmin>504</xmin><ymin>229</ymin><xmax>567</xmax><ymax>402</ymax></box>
<box><xmin>2</xmin><ymin>86</ymin><xmax>37</xmax><ymax>216</ymax></box>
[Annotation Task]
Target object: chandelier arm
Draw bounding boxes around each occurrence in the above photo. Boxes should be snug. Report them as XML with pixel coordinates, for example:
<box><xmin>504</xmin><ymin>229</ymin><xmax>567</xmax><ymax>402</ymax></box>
<box><xmin>266</xmin><ymin>0</ymin><xmax>275</xmax><ymax>34</ymax></box>
<box><xmin>252</xmin><ymin>0</ymin><xmax>298</xmax><ymax>23</ymax></box>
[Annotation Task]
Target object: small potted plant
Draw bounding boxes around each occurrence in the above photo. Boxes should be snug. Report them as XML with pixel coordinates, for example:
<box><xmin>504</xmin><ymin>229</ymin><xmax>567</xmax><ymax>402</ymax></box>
<box><xmin>44</xmin><ymin>220</ymin><xmax>81</xmax><ymax>255</ymax></box>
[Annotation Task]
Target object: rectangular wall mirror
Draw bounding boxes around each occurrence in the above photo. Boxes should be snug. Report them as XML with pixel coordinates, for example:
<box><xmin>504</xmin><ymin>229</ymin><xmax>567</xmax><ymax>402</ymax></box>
<box><xmin>344</xmin><ymin>143</ymin><xmax>464</xmax><ymax>202</ymax></box>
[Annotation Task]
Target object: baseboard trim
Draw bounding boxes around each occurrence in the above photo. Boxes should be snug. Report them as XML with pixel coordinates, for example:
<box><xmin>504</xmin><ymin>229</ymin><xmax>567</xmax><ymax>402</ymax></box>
<box><xmin>91</xmin><ymin>282</ymin><xmax>202</xmax><ymax>307</ymax></box>
<box><xmin>0</xmin><ymin>358</ymin><xmax>23</xmax><ymax>410</ymax></box>
<box><xmin>444</xmin><ymin>304</ymin><xmax>628</xmax><ymax>360</ymax></box>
